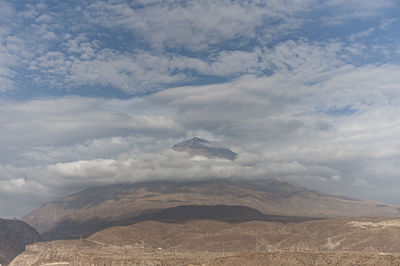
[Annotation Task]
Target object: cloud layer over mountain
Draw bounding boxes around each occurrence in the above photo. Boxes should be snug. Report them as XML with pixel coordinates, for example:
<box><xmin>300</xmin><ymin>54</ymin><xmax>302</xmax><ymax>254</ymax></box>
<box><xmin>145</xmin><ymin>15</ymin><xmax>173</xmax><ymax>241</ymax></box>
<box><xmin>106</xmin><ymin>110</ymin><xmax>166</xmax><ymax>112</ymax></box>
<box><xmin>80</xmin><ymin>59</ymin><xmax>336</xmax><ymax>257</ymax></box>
<box><xmin>0</xmin><ymin>0</ymin><xmax>400</xmax><ymax>217</ymax></box>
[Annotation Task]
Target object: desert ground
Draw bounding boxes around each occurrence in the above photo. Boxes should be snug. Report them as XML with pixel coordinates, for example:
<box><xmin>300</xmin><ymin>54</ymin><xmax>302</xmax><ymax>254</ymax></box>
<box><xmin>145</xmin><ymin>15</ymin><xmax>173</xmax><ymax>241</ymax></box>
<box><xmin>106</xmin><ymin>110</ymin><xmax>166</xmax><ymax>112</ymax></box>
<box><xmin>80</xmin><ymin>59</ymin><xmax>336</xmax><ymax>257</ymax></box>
<box><xmin>10</xmin><ymin>218</ymin><xmax>400</xmax><ymax>265</ymax></box>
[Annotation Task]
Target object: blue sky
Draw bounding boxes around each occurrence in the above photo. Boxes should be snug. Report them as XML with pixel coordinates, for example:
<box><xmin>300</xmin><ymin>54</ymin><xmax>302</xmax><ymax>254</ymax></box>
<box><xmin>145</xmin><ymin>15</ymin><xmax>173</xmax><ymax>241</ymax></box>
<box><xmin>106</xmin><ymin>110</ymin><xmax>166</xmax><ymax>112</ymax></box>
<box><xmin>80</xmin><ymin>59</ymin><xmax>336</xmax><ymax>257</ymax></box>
<box><xmin>2</xmin><ymin>0</ymin><xmax>399</xmax><ymax>99</ymax></box>
<box><xmin>0</xmin><ymin>0</ymin><xmax>400</xmax><ymax>218</ymax></box>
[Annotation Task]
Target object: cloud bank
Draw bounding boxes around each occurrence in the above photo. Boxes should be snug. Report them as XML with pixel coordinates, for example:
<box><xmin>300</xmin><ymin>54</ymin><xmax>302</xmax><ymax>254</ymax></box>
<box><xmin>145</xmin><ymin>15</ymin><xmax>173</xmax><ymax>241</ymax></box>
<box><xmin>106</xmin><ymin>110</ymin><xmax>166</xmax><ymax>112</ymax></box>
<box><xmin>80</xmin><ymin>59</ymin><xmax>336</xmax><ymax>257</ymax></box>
<box><xmin>0</xmin><ymin>0</ymin><xmax>399</xmax><ymax>217</ymax></box>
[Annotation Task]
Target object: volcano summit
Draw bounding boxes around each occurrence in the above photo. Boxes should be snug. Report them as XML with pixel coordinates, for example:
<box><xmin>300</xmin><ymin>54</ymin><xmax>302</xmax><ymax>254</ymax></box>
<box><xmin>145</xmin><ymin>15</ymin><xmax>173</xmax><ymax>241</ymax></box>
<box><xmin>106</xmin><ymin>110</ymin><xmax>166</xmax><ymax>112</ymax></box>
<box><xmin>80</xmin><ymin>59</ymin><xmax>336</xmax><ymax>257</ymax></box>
<box><xmin>172</xmin><ymin>137</ymin><xmax>237</xmax><ymax>161</ymax></box>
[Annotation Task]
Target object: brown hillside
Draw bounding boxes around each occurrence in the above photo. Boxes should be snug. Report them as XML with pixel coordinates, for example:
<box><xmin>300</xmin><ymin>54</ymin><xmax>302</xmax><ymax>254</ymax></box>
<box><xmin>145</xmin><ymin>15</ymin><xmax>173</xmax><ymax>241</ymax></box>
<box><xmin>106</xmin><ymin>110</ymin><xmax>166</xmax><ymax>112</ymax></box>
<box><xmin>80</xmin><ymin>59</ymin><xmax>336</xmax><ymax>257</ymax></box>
<box><xmin>89</xmin><ymin>218</ymin><xmax>400</xmax><ymax>253</ymax></box>
<box><xmin>10</xmin><ymin>218</ymin><xmax>400</xmax><ymax>265</ymax></box>
<box><xmin>22</xmin><ymin>179</ymin><xmax>400</xmax><ymax>240</ymax></box>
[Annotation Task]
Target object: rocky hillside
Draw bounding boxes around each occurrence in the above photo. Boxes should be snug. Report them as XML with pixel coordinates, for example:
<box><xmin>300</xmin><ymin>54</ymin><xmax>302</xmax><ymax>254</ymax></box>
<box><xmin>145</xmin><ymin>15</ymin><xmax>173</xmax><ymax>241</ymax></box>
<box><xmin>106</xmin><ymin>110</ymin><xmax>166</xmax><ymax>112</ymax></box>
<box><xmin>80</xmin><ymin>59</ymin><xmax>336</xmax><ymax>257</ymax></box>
<box><xmin>210</xmin><ymin>251</ymin><xmax>400</xmax><ymax>266</ymax></box>
<box><xmin>0</xmin><ymin>218</ymin><xmax>41</xmax><ymax>265</ymax></box>
<box><xmin>10</xmin><ymin>218</ymin><xmax>400</xmax><ymax>265</ymax></box>
<box><xmin>88</xmin><ymin>218</ymin><xmax>400</xmax><ymax>253</ymax></box>
<box><xmin>22</xmin><ymin>178</ymin><xmax>400</xmax><ymax>240</ymax></box>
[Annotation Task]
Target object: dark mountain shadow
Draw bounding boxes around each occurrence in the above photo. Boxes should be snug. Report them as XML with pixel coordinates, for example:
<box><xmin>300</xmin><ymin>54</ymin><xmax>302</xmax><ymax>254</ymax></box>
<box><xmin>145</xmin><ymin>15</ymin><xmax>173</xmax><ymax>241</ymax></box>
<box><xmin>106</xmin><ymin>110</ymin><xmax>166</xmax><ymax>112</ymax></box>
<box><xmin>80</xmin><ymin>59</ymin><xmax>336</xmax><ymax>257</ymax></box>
<box><xmin>0</xmin><ymin>218</ymin><xmax>41</xmax><ymax>265</ymax></box>
<box><xmin>41</xmin><ymin>205</ymin><xmax>323</xmax><ymax>240</ymax></box>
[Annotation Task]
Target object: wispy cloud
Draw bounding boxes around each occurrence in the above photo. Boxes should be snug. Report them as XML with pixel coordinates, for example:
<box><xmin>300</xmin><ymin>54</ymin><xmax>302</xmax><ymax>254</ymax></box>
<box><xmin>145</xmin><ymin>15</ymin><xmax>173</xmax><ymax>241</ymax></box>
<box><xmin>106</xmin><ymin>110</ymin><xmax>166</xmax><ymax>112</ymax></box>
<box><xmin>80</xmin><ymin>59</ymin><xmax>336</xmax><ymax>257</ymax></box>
<box><xmin>85</xmin><ymin>0</ymin><xmax>311</xmax><ymax>51</ymax></box>
<box><xmin>1</xmin><ymin>0</ymin><xmax>398</xmax><ymax>95</ymax></box>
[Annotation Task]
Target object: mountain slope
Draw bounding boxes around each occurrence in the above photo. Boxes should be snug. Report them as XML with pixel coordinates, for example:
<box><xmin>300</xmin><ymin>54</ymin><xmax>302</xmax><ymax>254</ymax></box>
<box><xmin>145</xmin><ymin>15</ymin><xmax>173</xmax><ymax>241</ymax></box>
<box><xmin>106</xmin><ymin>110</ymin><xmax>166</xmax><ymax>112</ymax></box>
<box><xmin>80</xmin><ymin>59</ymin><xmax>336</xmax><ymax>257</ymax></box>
<box><xmin>0</xmin><ymin>218</ymin><xmax>41</xmax><ymax>265</ymax></box>
<box><xmin>39</xmin><ymin>205</ymin><xmax>322</xmax><ymax>240</ymax></box>
<box><xmin>11</xmin><ymin>218</ymin><xmax>400</xmax><ymax>265</ymax></box>
<box><xmin>22</xmin><ymin>178</ymin><xmax>400</xmax><ymax>240</ymax></box>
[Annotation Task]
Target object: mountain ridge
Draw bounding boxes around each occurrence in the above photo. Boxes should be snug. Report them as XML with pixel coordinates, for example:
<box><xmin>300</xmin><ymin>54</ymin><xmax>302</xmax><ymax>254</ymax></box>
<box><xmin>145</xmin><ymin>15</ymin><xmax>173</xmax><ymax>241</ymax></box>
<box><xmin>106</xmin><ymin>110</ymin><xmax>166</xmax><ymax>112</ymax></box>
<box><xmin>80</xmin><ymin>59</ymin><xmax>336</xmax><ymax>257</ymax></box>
<box><xmin>22</xmin><ymin>178</ymin><xmax>400</xmax><ymax>240</ymax></box>
<box><xmin>0</xmin><ymin>218</ymin><xmax>41</xmax><ymax>265</ymax></box>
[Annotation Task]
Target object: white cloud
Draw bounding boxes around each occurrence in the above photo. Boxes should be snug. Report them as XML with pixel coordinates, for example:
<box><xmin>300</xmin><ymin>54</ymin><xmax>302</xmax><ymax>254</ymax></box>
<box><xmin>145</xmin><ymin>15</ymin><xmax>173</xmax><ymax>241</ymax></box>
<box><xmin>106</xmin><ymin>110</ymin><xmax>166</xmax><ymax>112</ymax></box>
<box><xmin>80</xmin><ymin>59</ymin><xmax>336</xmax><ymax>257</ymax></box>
<box><xmin>0</xmin><ymin>0</ymin><xmax>400</xmax><ymax>219</ymax></box>
<box><xmin>0</xmin><ymin>43</ymin><xmax>18</xmax><ymax>91</ymax></box>
<box><xmin>0</xmin><ymin>148</ymin><xmax>333</xmax><ymax>217</ymax></box>
<box><xmin>86</xmin><ymin>0</ymin><xmax>282</xmax><ymax>50</ymax></box>
<box><xmin>1</xmin><ymin>56</ymin><xmax>400</xmax><ymax>216</ymax></box>
<box><xmin>1</xmin><ymin>0</ymin><xmax>397</xmax><ymax>95</ymax></box>
<box><xmin>348</xmin><ymin>28</ymin><xmax>375</xmax><ymax>42</ymax></box>
<box><xmin>321</xmin><ymin>0</ymin><xmax>395</xmax><ymax>24</ymax></box>
<box><xmin>85</xmin><ymin>0</ymin><xmax>395</xmax><ymax>50</ymax></box>
<box><xmin>0</xmin><ymin>97</ymin><xmax>180</xmax><ymax>165</ymax></box>
<box><xmin>35</xmin><ymin>14</ymin><xmax>53</xmax><ymax>24</ymax></box>
<box><xmin>352</xmin><ymin>178</ymin><xmax>374</xmax><ymax>188</ymax></box>
<box><xmin>30</xmin><ymin>41</ymin><xmax>341</xmax><ymax>94</ymax></box>
<box><xmin>0</xmin><ymin>2</ymin><xmax>17</xmax><ymax>26</ymax></box>
<box><xmin>379</xmin><ymin>18</ymin><xmax>397</xmax><ymax>30</ymax></box>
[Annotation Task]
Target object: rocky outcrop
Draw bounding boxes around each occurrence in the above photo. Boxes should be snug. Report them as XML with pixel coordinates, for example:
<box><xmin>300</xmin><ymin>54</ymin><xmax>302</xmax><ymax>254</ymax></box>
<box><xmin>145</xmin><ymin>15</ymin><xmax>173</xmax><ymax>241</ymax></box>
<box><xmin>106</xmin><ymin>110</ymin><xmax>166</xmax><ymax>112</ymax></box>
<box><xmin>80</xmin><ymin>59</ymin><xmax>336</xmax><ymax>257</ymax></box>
<box><xmin>0</xmin><ymin>218</ymin><xmax>41</xmax><ymax>265</ymax></box>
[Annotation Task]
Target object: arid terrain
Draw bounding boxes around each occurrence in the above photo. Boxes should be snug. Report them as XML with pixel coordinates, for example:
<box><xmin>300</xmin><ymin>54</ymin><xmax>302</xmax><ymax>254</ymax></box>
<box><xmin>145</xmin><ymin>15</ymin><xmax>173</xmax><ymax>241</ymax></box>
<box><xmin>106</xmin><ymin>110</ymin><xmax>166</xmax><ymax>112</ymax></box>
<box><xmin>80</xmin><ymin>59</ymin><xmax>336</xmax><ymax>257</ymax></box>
<box><xmin>22</xmin><ymin>178</ymin><xmax>400</xmax><ymax>240</ymax></box>
<box><xmin>11</xmin><ymin>218</ymin><xmax>400</xmax><ymax>265</ymax></box>
<box><xmin>211</xmin><ymin>251</ymin><xmax>400</xmax><ymax>266</ymax></box>
<box><xmin>11</xmin><ymin>245</ymin><xmax>400</xmax><ymax>266</ymax></box>
<box><xmin>14</xmin><ymin>176</ymin><xmax>400</xmax><ymax>265</ymax></box>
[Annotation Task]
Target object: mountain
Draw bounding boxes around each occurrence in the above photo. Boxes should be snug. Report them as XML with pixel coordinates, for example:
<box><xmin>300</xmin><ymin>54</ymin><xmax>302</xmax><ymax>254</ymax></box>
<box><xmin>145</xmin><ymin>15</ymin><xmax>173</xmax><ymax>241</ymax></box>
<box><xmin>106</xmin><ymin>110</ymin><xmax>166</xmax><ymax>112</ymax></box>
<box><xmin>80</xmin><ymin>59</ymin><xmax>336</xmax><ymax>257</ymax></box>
<box><xmin>10</xmin><ymin>218</ymin><xmax>400</xmax><ymax>265</ymax></box>
<box><xmin>37</xmin><ymin>205</ymin><xmax>321</xmax><ymax>241</ymax></box>
<box><xmin>0</xmin><ymin>218</ymin><xmax>41</xmax><ymax>265</ymax></box>
<box><xmin>22</xmin><ymin>178</ymin><xmax>400</xmax><ymax>240</ymax></box>
<box><xmin>172</xmin><ymin>137</ymin><xmax>237</xmax><ymax>160</ymax></box>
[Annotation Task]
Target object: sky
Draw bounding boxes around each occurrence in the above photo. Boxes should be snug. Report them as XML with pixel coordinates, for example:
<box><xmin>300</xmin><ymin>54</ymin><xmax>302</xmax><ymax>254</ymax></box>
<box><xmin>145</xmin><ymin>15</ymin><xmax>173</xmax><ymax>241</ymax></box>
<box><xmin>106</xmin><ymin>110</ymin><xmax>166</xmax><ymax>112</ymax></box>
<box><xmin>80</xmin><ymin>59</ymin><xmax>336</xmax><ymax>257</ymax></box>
<box><xmin>0</xmin><ymin>0</ymin><xmax>400</xmax><ymax>218</ymax></box>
